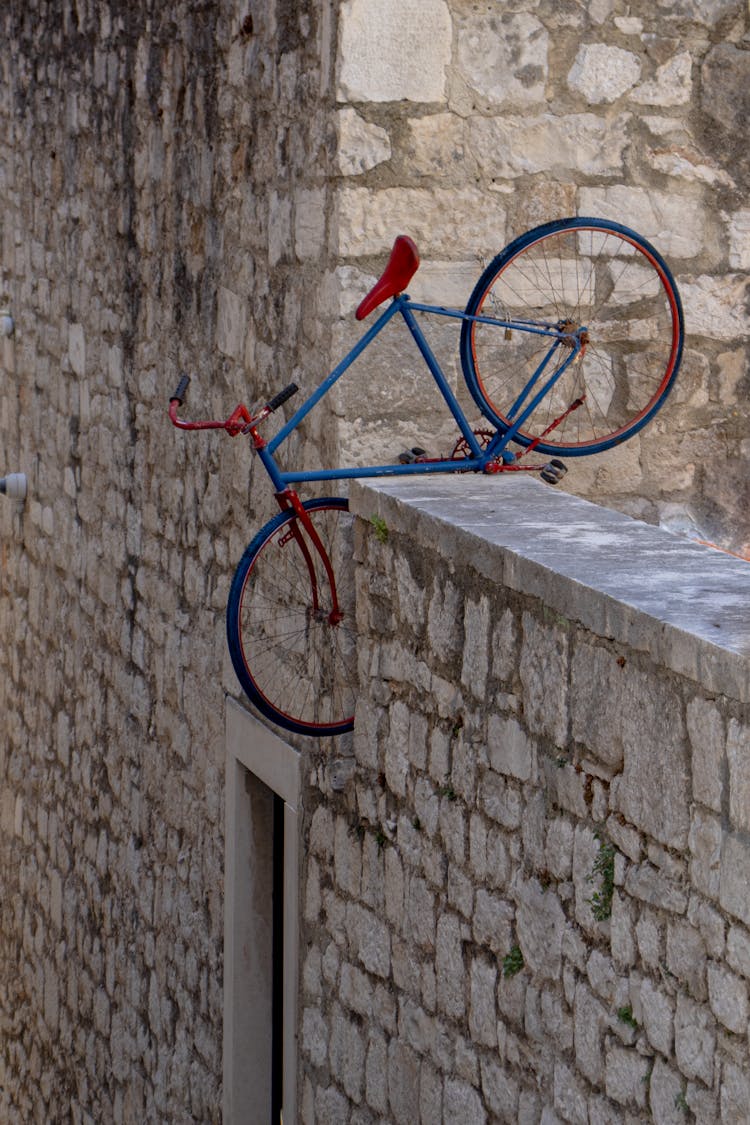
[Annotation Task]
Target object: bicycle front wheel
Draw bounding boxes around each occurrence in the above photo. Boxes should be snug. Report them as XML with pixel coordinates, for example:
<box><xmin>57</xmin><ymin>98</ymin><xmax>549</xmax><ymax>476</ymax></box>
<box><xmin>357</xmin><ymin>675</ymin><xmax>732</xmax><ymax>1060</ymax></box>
<box><xmin>460</xmin><ymin>217</ymin><xmax>684</xmax><ymax>456</ymax></box>
<box><xmin>226</xmin><ymin>498</ymin><xmax>357</xmax><ymax>737</ymax></box>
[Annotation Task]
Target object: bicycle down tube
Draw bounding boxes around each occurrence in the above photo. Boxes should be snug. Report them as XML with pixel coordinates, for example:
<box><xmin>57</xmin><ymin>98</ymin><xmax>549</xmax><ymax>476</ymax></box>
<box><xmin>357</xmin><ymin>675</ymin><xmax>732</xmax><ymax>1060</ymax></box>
<box><xmin>256</xmin><ymin>295</ymin><xmax>579</xmax><ymax>489</ymax></box>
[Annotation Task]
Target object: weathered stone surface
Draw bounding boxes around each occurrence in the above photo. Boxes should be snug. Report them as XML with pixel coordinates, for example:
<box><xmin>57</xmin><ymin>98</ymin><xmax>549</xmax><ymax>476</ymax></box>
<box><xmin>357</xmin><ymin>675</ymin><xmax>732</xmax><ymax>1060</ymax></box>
<box><xmin>632</xmin><ymin>51</ymin><xmax>692</xmax><ymax>106</ymax></box>
<box><xmin>467</xmin><ymin>113</ymin><xmax>629</xmax><ymax>178</ymax></box>
<box><xmin>568</xmin><ymin>44</ymin><xmax>642</xmax><ymax>103</ymax></box>
<box><xmin>336</xmin><ymin>108</ymin><xmax>392</xmax><ymax>176</ymax></box>
<box><xmin>337</xmin><ymin>0</ymin><xmax>452</xmax><ymax>103</ymax></box>
<box><xmin>686</xmin><ymin>696</ymin><xmax>724</xmax><ymax>812</ymax></box>
<box><xmin>674</xmin><ymin>994</ymin><xmax>715</xmax><ymax>1086</ymax></box>
<box><xmin>334</xmin><ymin>186</ymin><xmax>507</xmax><ymax>257</ymax></box>
<box><xmin>727</xmin><ymin>718</ymin><xmax>750</xmax><ymax>832</ymax></box>
<box><xmin>608</xmin><ymin>670</ymin><xmax>689</xmax><ymax>849</ymax></box>
<box><xmin>720</xmin><ymin>834</ymin><xmax>750</xmax><ymax>926</ymax></box>
<box><xmin>456</xmin><ymin>12</ymin><xmax>549</xmax><ymax>108</ymax></box>
<box><xmin>514</xmin><ymin>877</ymin><xmax>566</xmax><ymax>979</ymax></box>
<box><xmin>578</xmin><ymin>185</ymin><xmax>705</xmax><ymax>258</ymax></box>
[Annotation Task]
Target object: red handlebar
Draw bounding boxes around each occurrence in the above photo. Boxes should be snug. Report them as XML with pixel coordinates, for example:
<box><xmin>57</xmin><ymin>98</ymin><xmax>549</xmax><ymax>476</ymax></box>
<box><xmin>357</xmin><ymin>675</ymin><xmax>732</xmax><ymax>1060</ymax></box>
<box><xmin>168</xmin><ymin>398</ymin><xmax>254</xmax><ymax>436</ymax></box>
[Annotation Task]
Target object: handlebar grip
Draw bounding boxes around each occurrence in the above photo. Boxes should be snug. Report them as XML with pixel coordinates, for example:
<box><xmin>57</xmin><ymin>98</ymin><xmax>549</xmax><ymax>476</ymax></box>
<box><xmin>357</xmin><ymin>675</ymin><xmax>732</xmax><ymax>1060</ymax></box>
<box><xmin>267</xmin><ymin>383</ymin><xmax>299</xmax><ymax>412</ymax></box>
<box><xmin>170</xmin><ymin>375</ymin><xmax>191</xmax><ymax>404</ymax></box>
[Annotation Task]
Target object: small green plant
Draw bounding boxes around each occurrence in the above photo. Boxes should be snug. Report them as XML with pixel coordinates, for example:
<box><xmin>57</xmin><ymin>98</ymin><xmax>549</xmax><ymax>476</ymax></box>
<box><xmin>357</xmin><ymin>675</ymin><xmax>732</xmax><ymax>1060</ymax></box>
<box><xmin>375</xmin><ymin>827</ymin><xmax>387</xmax><ymax>848</ymax></box>
<box><xmin>587</xmin><ymin>833</ymin><xmax>615</xmax><ymax>921</ymax></box>
<box><xmin>439</xmin><ymin>783</ymin><xmax>457</xmax><ymax>801</ymax></box>
<box><xmin>616</xmin><ymin>1005</ymin><xmax>638</xmax><ymax>1029</ymax></box>
<box><xmin>502</xmin><ymin>945</ymin><xmax>524</xmax><ymax>978</ymax></box>
<box><xmin>674</xmin><ymin>1090</ymin><xmax>688</xmax><ymax>1112</ymax></box>
<box><xmin>370</xmin><ymin>514</ymin><xmax>389</xmax><ymax>543</ymax></box>
<box><xmin>412</xmin><ymin>815</ymin><xmax>422</xmax><ymax>832</ymax></box>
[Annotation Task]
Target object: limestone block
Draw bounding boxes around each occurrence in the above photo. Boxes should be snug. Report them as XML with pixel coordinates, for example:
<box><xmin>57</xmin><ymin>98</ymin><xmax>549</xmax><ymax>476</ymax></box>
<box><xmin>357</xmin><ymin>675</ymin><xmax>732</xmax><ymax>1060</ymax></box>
<box><xmin>456</xmin><ymin>12</ymin><xmax>549</xmax><ymax>108</ymax></box>
<box><xmin>469</xmin><ymin>955</ymin><xmax>498</xmax><ymax>1047</ymax></box>
<box><xmin>487</xmin><ymin>715</ymin><xmax>534</xmax><ymax>782</ymax></box>
<box><xmin>462</xmin><ymin>595</ymin><xmax>490</xmax><ymax>700</ymax></box>
<box><xmin>679</xmin><ymin>275</ymin><xmax>750</xmax><ymax>341</ymax></box>
<box><xmin>309</xmin><ymin>805</ymin><xmax>334</xmax><ymax>860</ymax></box>
<box><xmin>649</xmin><ymin>1058</ymin><xmax>686</xmax><ymax>1125</ymax></box>
<box><xmin>727</xmin><ymin>210</ymin><xmax>750</xmax><ymax>270</ymax></box>
<box><xmin>334</xmin><ymin>816</ymin><xmax>362</xmax><ymax>898</ymax></box>
<box><xmin>337</xmin><ymin>0</ymin><xmax>451</xmax><ymax>104</ymax></box>
<box><xmin>346</xmin><ymin>903</ymin><xmax>391</xmax><ymax>978</ymax></box>
<box><xmin>720</xmin><ymin>834</ymin><xmax>750</xmax><ymax>927</ymax></box>
<box><xmin>216</xmin><ymin>287</ymin><xmax>246</xmax><ymax>360</ymax></box>
<box><xmin>574</xmin><ymin>982</ymin><xmax>609</xmax><ymax>1086</ymax></box>
<box><xmin>632</xmin><ymin>51</ymin><xmax>692</xmax><ymax>106</ymax></box>
<box><xmin>701</xmin><ymin>44</ymin><xmax>750</xmax><ymax>133</ymax></box>
<box><xmin>334</xmin><ymin>186</ymin><xmax>507</xmax><ymax>258</ymax></box>
<box><xmin>674</xmin><ymin>994</ymin><xmax>715</xmax><ymax>1086</ymax></box>
<box><xmin>436</xmin><ymin>912</ymin><xmax>465</xmax><ymax>1020</ymax></box>
<box><xmin>329</xmin><ymin>1005</ymin><xmax>365</xmax><ymax>1102</ymax></box>
<box><xmin>302</xmin><ymin>1006</ymin><xmax>328</xmax><ymax>1067</ymax></box>
<box><xmin>480</xmin><ymin>1055</ymin><xmax>519</xmax><ymax>1120</ymax></box>
<box><xmin>336</xmin><ymin>109</ymin><xmax>391</xmax><ymax>176</ymax></box>
<box><xmin>708</xmin><ymin>962</ymin><xmax>748</xmax><ymax>1034</ymax></box>
<box><xmin>578</xmin><ymin>186</ymin><xmax>704</xmax><ymax>259</ymax></box>
<box><xmin>268</xmin><ymin>191</ymin><xmax>292</xmax><ymax>267</ymax></box>
<box><xmin>688</xmin><ymin>808</ymin><xmax>722</xmax><ymax>900</ymax></box>
<box><xmin>605</xmin><ymin>1044</ymin><xmax>650</xmax><ymax>1108</ymax></box>
<box><xmin>546</xmin><ymin>818</ymin><xmax>574</xmax><ymax>881</ymax></box>
<box><xmin>519</xmin><ymin>612</ymin><xmax>568</xmax><ymax>748</ymax></box>
<box><xmin>624</xmin><ymin>863</ymin><xmax>688</xmax><ymax>914</ymax></box>
<box><xmin>385</xmin><ymin>700</ymin><xmax>411</xmax><ymax>797</ymax></box>
<box><xmin>567</xmin><ymin>44</ymin><xmax>642</xmax><ymax>104</ymax></box>
<box><xmin>404</xmin><ymin>114</ymin><xmax>471</xmax><ymax>180</ymax></box>
<box><xmin>294</xmin><ymin>188</ymin><xmax>326</xmax><ymax>261</ymax></box>
<box><xmin>420</xmin><ymin>1060</ymin><xmax>443</xmax><ymax>1123</ymax></box>
<box><xmin>444</xmin><ymin>1077</ymin><xmax>486</xmax><ymax>1125</ymax></box>
<box><xmin>472</xmin><ymin>889</ymin><xmax>513</xmax><ymax>956</ymax></box>
<box><xmin>726</xmin><ymin>924</ymin><xmax>750</xmax><ymax>980</ymax></box>
<box><xmin>727</xmin><ymin>718</ymin><xmax>750</xmax><ymax>832</ymax></box>
<box><xmin>365</xmin><ymin>1030</ymin><xmax>388</xmax><ymax>1113</ymax></box>
<box><xmin>468</xmin><ymin>113</ymin><xmax>629</xmax><ymax>179</ymax></box>
<box><xmin>427</xmin><ymin>577</ymin><xmax>463</xmax><ymax>658</ymax></box>
<box><xmin>639</xmin><ymin>976</ymin><xmax>673</xmax><ymax>1056</ymax></box>
<box><xmin>514</xmin><ymin>877</ymin><xmax>566</xmax><ymax>980</ymax></box>
<box><xmin>554</xmin><ymin>1060</ymin><xmax>588</xmax><ymax>1125</ymax></box>
<box><xmin>686</xmin><ymin>696</ymin><xmax>724</xmax><ymax>812</ymax></box>
<box><xmin>666</xmin><ymin>919</ymin><xmax>707</xmax><ymax>1000</ymax></box>
<box><xmin>721</xmin><ymin>1061</ymin><xmax>750</xmax><ymax>1124</ymax></box>
<box><xmin>69</xmin><ymin>323</ymin><xmax>85</xmax><ymax>377</ymax></box>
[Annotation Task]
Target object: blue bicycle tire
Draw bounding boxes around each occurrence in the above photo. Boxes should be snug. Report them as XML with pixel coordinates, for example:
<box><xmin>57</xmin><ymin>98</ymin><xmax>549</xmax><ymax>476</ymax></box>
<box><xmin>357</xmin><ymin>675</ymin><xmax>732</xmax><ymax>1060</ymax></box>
<box><xmin>226</xmin><ymin>497</ymin><xmax>356</xmax><ymax>737</ymax></box>
<box><xmin>460</xmin><ymin>217</ymin><xmax>684</xmax><ymax>456</ymax></box>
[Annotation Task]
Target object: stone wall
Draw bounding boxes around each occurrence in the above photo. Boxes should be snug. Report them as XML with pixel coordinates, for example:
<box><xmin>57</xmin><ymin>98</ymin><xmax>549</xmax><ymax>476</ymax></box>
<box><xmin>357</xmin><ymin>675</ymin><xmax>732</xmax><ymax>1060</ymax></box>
<box><xmin>330</xmin><ymin>0</ymin><xmax>750</xmax><ymax>553</ymax></box>
<box><xmin>0</xmin><ymin>0</ymin><xmax>748</xmax><ymax>1121</ymax></box>
<box><xmin>297</xmin><ymin>475</ymin><xmax>750</xmax><ymax>1123</ymax></box>
<box><xmin>0</xmin><ymin>1</ymin><xmax>336</xmax><ymax>1120</ymax></box>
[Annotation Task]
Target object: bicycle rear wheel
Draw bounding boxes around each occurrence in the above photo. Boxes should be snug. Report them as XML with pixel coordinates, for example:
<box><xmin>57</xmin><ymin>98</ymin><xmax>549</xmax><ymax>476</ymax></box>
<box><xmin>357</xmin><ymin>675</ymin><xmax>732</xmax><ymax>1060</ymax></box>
<box><xmin>226</xmin><ymin>497</ymin><xmax>356</xmax><ymax>737</ymax></box>
<box><xmin>460</xmin><ymin>217</ymin><xmax>684</xmax><ymax>456</ymax></box>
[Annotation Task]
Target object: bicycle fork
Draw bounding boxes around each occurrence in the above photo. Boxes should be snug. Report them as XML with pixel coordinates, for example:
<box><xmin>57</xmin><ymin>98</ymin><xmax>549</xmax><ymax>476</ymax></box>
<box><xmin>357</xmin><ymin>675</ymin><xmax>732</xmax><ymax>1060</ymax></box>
<box><xmin>274</xmin><ymin>488</ymin><xmax>344</xmax><ymax>627</ymax></box>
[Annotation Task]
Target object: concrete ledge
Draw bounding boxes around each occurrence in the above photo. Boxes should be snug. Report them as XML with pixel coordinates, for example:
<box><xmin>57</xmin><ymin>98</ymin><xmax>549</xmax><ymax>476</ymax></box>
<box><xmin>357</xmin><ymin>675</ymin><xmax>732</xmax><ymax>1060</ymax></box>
<box><xmin>350</xmin><ymin>476</ymin><xmax>750</xmax><ymax>702</ymax></box>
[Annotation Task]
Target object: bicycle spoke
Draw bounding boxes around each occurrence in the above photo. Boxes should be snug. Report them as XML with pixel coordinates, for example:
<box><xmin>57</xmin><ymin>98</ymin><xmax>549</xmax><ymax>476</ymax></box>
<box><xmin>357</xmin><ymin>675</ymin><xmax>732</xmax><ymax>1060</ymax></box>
<box><xmin>227</xmin><ymin>499</ymin><xmax>357</xmax><ymax>735</ymax></box>
<box><xmin>462</xmin><ymin>219</ymin><xmax>682</xmax><ymax>454</ymax></box>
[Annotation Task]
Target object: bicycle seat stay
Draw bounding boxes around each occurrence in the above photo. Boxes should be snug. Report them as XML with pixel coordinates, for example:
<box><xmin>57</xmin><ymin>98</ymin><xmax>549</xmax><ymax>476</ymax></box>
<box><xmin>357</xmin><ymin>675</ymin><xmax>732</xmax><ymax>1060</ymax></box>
<box><xmin>355</xmin><ymin>235</ymin><xmax>420</xmax><ymax>321</ymax></box>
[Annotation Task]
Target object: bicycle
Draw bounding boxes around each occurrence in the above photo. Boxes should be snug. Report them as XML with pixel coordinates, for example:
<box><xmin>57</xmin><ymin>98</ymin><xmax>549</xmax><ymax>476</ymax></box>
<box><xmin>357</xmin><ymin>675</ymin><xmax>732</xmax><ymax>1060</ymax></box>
<box><xmin>168</xmin><ymin>216</ymin><xmax>684</xmax><ymax>737</ymax></box>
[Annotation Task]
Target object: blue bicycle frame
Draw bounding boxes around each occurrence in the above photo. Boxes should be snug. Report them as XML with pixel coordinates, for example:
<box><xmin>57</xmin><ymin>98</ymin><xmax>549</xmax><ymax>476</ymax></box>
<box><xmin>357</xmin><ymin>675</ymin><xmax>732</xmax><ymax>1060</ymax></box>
<box><xmin>255</xmin><ymin>294</ymin><xmax>581</xmax><ymax>494</ymax></box>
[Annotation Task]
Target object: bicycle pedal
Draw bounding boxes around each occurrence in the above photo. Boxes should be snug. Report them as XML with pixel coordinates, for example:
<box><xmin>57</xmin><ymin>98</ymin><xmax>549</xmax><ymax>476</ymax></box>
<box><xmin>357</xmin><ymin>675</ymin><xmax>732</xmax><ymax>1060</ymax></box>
<box><xmin>540</xmin><ymin>459</ymin><xmax>567</xmax><ymax>484</ymax></box>
<box><xmin>398</xmin><ymin>446</ymin><xmax>428</xmax><ymax>464</ymax></box>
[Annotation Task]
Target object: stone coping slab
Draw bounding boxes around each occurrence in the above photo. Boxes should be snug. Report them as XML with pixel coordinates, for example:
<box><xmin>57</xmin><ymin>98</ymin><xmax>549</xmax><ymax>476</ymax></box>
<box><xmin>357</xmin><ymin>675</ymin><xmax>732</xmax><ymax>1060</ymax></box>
<box><xmin>350</xmin><ymin>476</ymin><xmax>750</xmax><ymax>702</ymax></box>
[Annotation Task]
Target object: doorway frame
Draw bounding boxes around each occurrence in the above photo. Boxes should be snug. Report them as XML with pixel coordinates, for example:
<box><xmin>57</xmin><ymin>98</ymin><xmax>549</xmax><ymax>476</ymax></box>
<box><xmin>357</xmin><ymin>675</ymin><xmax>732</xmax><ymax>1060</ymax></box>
<box><xmin>224</xmin><ymin>697</ymin><xmax>301</xmax><ymax>1125</ymax></box>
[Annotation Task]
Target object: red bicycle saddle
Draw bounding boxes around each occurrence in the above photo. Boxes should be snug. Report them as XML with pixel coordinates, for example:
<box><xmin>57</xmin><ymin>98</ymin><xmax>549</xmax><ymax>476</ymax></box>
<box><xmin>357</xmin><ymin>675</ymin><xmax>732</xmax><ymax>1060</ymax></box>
<box><xmin>355</xmin><ymin>235</ymin><xmax>420</xmax><ymax>320</ymax></box>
